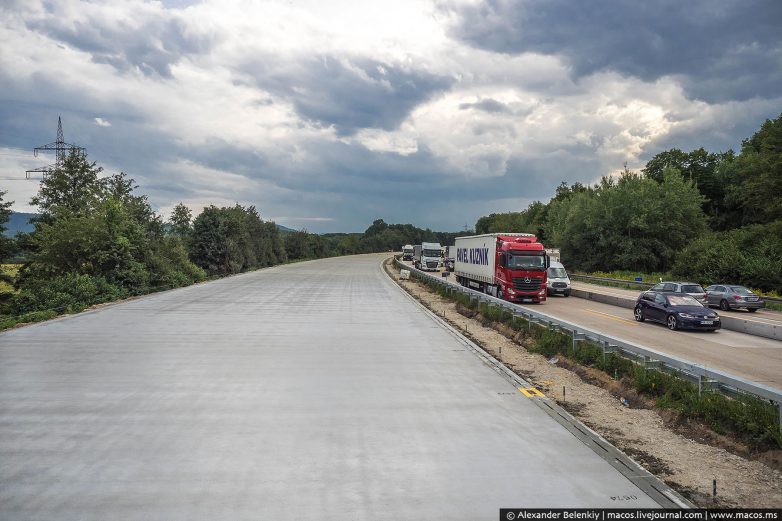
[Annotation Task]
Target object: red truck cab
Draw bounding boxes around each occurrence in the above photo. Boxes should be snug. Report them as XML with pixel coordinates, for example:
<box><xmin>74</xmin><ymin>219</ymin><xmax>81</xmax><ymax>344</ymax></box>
<box><xmin>495</xmin><ymin>235</ymin><xmax>549</xmax><ymax>303</ymax></box>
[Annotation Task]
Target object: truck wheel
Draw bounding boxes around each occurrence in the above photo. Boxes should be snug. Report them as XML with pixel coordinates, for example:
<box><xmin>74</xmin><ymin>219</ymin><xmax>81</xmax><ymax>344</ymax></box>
<box><xmin>497</xmin><ymin>289</ymin><xmax>504</xmax><ymax>300</ymax></box>
<box><xmin>564</xmin><ymin>290</ymin><xmax>570</xmax><ymax>297</ymax></box>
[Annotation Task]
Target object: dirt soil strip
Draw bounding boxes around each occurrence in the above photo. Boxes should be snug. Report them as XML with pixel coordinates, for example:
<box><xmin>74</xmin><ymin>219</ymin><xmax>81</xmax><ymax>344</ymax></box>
<box><xmin>385</xmin><ymin>259</ymin><xmax>782</xmax><ymax>508</ymax></box>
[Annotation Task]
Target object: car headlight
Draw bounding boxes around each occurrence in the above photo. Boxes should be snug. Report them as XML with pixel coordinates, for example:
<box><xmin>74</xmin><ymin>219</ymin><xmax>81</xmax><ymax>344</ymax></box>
<box><xmin>678</xmin><ymin>312</ymin><xmax>696</xmax><ymax>319</ymax></box>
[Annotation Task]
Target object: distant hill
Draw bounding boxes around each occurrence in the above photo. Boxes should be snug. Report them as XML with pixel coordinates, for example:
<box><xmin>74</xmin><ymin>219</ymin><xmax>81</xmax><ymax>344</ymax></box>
<box><xmin>275</xmin><ymin>223</ymin><xmax>297</xmax><ymax>233</ymax></box>
<box><xmin>3</xmin><ymin>212</ymin><xmax>36</xmax><ymax>237</ymax></box>
<box><xmin>4</xmin><ymin>212</ymin><xmax>300</xmax><ymax>237</ymax></box>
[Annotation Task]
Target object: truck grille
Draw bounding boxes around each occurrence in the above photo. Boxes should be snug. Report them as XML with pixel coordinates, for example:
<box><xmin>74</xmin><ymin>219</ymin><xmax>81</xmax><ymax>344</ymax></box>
<box><xmin>426</xmin><ymin>261</ymin><xmax>438</xmax><ymax>268</ymax></box>
<box><xmin>552</xmin><ymin>282</ymin><xmax>567</xmax><ymax>288</ymax></box>
<box><xmin>513</xmin><ymin>277</ymin><xmax>542</xmax><ymax>291</ymax></box>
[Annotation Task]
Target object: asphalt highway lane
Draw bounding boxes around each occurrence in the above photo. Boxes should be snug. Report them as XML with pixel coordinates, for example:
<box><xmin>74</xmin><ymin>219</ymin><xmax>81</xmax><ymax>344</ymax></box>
<box><xmin>543</xmin><ymin>290</ymin><xmax>782</xmax><ymax>389</ymax></box>
<box><xmin>405</xmin><ymin>261</ymin><xmax>782</xmax><ymax>389</ymax></box>
<box><xmin>570</xmin><ymin>281</ymin><xmax>782</xmax><ymax>326</ymax></box>
<box><xmin>0</xmin><ymin>254</ymin><xmax>665</xmax><ymax>520</ymax></box>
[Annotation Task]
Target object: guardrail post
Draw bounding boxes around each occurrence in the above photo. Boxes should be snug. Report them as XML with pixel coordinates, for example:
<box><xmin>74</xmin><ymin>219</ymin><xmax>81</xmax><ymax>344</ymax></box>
<box><xmin>698</xmin><ymin>375</ymin><xmax>717</xmax><ymax>395</ymax></box>
<box><xmin>572</xmin><ymin>332</ymin><xmax>585</xmax><ymax>356</ymax></box>
<box><xmin>602</xmin><ymin>343</ymin><xmax>619</xmax><ymax>365</ymax></box>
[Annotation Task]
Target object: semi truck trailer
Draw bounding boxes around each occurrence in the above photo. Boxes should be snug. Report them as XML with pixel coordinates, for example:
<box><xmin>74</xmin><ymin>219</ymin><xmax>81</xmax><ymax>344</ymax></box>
<box><xmin>454</xmin><ymin>233</ymin><xmax>550</xmax><ymax>303</ymax></box>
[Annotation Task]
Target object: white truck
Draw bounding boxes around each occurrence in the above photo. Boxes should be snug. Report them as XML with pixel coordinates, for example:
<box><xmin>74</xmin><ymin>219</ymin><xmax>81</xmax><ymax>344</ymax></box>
<box><xmin>402</xmin><ymin>244</ymin><xmax>414</xmax><ymax>261</ymax></box>
<box><xmin>416</xmin><ymin>241</ymin><xmax>442</xmax><ymax>271</ymax></box>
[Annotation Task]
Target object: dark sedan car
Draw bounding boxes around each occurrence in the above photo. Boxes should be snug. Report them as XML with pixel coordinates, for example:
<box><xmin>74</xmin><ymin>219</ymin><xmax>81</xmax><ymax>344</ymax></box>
<box><xmin>705</xmin><ymin>285</ymin><xmax>764</xmax><ymax>312</ymax></box>
<box><xmin>634</xmin><ymin>291</ymin><xmax>721</xmax><ymax>331</ymax></box>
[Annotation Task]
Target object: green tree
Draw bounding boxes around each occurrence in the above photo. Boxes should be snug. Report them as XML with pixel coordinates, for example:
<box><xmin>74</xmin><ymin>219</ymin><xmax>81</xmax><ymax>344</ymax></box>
<box><xmin>31</xmin><ymin>148</ymin><xmax>103</xmax><ymax>219</ymax></box>
<box><xmin>546</xmin><ymin>169</ymin><xmax>707</xmax><ymax>272</ymax></box>
<box><xmin>16</xmin><ymin>151</ymin><xmax>205</xmax><ymax>314</ymax></box>
<box><xmin>643</xmin><ymin>147</ymin><xmax>737</xmax><ymax>230</ymax></box>
<box><xmin>730</xmin><ymin>113</ymin><xmax>782</xmax><ymax>225</ymax></box>
<box><xmin>169</xmin><ymin>203</ymin><xmax>193</xmax><ymax>239</ymax></box>
<box><xmin>188</xmin><ymin>204</ymin><xmax>285</xmax><ymax>275</ymax></box>
<box><xmin>0</xmin><ymin>190</ymin><xmax>13</xmax><ymax>262</ymax></box>
<box><xmin>672</xmin><ymin>222</ymin><xmax>782</xmax><ymax>293</ymax></box>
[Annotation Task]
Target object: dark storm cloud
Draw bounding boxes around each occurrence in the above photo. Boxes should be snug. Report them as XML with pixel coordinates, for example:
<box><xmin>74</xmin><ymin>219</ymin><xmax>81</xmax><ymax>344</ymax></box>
<box><xmin>446</xmin><ymin>0</ymin><xmax>782</xmax><ymax>102</ymax></box>
<box><xmin>241</xmin><ymin>55</ymin><xmax>453</xmax><ymax>136</ymax></box>
<box><xmin>459</xmin><ymin>98</ymin><xmax>509</xmax><ymax>113</ymax></box>
<box><xmin>25</xmin><ymin>6</ymin><xmax>213</xmax><ymax>77</ymax></box>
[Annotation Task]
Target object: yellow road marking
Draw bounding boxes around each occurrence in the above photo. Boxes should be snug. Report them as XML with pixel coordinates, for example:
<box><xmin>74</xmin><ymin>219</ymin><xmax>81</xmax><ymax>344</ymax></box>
<box><xmin>582</xmin><ymin>308</ymin><xmax>640</xmax><ymax>326</ymax></box>
<box><xmin>518</xmin><ymin>387</ymin><xmax>545</xmax><ymax>397</ymax></box>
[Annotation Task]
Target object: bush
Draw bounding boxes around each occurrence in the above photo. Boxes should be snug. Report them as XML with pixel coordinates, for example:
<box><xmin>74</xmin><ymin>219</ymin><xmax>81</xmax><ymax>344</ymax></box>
<box><xmin>14</xmin><ymin>274</ymin><xmax>128</xmax><ymax>314</ymax></box>
<box><xmin>672</xmin><ymin>222</ymin><xmax>782</xmax><ymax>293</ymax></box>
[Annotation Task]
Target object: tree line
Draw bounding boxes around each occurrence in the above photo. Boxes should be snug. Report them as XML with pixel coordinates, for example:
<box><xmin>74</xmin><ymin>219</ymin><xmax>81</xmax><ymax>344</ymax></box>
<box><xmin>0</xmin><ymin>152</ymin><xmax>461</xmax><ymax>326</ymax></box>
<box><xmin>474</xmin><ymin>113</ymin><xmax>782</xmax><ymax>293</ymax></box>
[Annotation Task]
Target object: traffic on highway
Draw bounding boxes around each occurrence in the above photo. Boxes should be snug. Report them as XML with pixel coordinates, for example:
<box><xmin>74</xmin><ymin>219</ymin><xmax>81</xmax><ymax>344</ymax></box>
<box><xmin>399</xmin><ymin>236</ymin><xmax>782</xmax><ymax>389</ymax></box>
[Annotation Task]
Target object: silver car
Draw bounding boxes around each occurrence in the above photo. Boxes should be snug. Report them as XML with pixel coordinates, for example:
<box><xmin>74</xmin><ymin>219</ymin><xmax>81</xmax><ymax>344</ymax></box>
<box><xmin>649</xmin><ymin>281</ymin><xmax>708</xmax><ymax>305</ymax></box>
<box><xmin>705</xmin><ymin>285</ymin><xmax>764</xmax><ymax>312</ymax></box>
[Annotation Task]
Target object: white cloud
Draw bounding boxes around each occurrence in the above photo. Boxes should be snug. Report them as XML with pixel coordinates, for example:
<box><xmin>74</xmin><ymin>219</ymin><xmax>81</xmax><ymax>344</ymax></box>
<box><xmin>94</xmin><ymin>117</ymin><xmax>111</xmax><ymax>127</ymax></box>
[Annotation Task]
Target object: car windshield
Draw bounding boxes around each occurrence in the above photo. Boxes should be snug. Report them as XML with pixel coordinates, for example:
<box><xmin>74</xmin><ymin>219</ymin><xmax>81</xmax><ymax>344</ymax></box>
<box><xmin>729</xmin><ymin>286</ymin><xmax>753</xmax><ymax>295</ymax></box>
<box><xmin>423</xmin><ymin>249</ymin><xmax>440</xmax><ymax>257</ymax></box>
<box><xmin>681</xmin><ymin>284</ymin><xmax>704</xmax><ymax>293</ymax></box>
<box><xmin>667</xmin><ymin>295</ymin><xmax>702</xmax><ymax>306</ymax></box>
<box><xmin>548</xmin><ymin>267</ymin><xmax>567</xmax><ymax>278</ymax></box>
<box><xmin>507</xmin><ymin>252</ymin><xmax>545</xmax><ymax>270</ymax></box>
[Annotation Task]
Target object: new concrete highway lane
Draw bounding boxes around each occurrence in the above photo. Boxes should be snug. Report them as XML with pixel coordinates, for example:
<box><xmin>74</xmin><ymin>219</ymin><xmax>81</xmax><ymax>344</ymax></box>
<box><xmin>0</xmin><ymin>255</ymin><xmax>662</xmax><ymax>520</ymax></box>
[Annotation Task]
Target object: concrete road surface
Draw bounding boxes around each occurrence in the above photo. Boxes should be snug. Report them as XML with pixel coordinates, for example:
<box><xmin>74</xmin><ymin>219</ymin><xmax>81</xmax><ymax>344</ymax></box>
<box><xmin>1</xmin><ymin>254</ymin><xmax>672</xmax><ymax>520</ymax></box>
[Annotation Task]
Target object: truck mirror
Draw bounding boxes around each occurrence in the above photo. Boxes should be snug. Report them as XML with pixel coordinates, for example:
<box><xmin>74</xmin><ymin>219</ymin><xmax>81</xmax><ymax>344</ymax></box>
<box><xmin>545</xmin><ymin>255</ymin><xmax>550</xmax><ymax>269</ymax></box>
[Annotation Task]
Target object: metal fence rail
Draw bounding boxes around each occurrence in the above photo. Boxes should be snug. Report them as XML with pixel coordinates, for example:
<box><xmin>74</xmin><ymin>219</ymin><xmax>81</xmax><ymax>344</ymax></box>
<box><xmin>393</xmin><ymin>258</ymin><xmax>782</xmax><ymax>431</ymax></box>
<box><xmin>570</xmin><ymin>274</ymin><xmax>782</xmax><ymax>304</ymax></box>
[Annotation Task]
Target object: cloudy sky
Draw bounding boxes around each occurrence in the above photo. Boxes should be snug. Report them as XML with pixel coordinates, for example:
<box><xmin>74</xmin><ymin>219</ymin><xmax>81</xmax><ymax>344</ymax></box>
<box><xmin>1</xmin><ymin>0</ymin><xmax>780</xmax><ymax>232</ymax></box>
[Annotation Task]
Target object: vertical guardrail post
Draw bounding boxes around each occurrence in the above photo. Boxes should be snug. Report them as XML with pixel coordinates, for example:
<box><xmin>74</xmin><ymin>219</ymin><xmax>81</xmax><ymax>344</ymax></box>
<box><xmin>698</xmin><ymin>375</ymin><xmax>717</xmax><ymax>395</ymax></box>
<box><xmin>602</xmin><ymin>343</ymin><xmax>619</xmax><ymax>366</ymax></box>
<box><xmin>572</xmin><ymin>332</ymin><xmax>584</xmax><ymax>357</ymax></box>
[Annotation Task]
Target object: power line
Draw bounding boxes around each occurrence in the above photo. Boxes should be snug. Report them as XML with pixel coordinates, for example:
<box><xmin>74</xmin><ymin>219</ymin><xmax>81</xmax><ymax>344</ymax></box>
<box><xmin>25</xmin><ymin>116</ymin><xmax>86</xmax><ymax>180</ymax></box>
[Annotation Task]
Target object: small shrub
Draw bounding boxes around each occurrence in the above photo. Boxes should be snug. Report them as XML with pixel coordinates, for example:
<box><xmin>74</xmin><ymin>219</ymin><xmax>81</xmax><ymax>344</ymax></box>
<box><xmin>14</xmin><ymin>274</ymin><xmax>128</xmax><ymax>314</ymax></box>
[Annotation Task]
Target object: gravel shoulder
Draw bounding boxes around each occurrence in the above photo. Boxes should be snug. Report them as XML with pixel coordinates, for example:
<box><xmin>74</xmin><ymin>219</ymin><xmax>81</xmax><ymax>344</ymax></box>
<box><xmin>386</xmin><ymin>259</ymin><xmax>782</xmax><ymax>508</ymax></box>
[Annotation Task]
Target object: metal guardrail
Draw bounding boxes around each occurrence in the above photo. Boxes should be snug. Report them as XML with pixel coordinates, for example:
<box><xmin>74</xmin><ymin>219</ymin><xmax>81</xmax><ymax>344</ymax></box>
<box><xmin>393</xmin><ymin>258</ymin><xmax>782</xmax><ymax>432</ymax></box>
<box><xmin>570</xmin><ymin>274</ymin><xmax>782</xmax><ymax>304</ymax></box>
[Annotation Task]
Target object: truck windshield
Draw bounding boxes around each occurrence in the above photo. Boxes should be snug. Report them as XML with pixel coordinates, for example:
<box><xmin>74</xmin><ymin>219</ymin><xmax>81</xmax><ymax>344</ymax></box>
<box><xmin>508</xmin><ymin>252</ymin><xmax>545</xmax><ymax>270</ymax></box>
<box><xmin>423</xmin><ymin>249</ymin><xmax>440</xmax><ymax>257</ymax></box>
